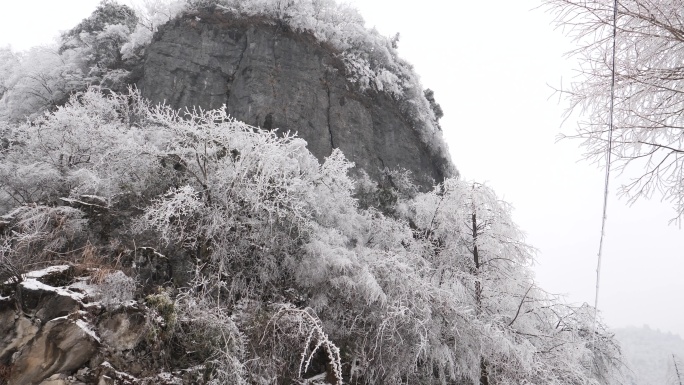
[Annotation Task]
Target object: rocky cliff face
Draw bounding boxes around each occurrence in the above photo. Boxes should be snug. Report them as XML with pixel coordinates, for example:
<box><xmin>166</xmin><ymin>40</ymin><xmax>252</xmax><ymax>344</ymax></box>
<box><xmin>140</xmin><ymin>9</ymin><xmax>455</xmax><ymax>190</ymax></box>
<box><xmin>1</xmin><ymin>266</ymin><xmax>144</xmax><ymax>385</ymax></box>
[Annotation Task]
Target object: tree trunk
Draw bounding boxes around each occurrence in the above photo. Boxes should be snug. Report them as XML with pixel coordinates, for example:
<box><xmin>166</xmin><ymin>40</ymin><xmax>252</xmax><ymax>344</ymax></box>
<box><xmin>480</xmin><ymin>358</ymin><xmax>489</xmax><ymax>385</ymax></box>
<box><xmin>674</xmin><ymin>355</ymin><xmax>683</xmax><ymax>385</ymax></box>
<box><xmin>472</xmin><ymin>212</ymin><xmax>488</xmax><ymax>385</ymax></box>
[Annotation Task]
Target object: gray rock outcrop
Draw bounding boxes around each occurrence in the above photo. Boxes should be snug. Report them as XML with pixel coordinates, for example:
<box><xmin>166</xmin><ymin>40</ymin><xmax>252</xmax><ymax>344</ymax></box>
<box><xmin>9</xmin><ymin>317</ymin><xmax>99</xmax><ymax>385</ymax></box>
<box><xmin>140</xmin><ymin>9</ymin><xmax>455</xmax><ymax>190</ymax></box>
<box><xmin>0</xmin><ymin>267</ymin><xmax>156</xmax><ymax>385</ymax></box>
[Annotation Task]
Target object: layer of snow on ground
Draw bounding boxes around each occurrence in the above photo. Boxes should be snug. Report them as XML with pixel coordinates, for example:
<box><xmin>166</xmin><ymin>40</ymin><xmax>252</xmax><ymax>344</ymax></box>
<box><xmin>20</xmin><ymin>278</ymin><xmax>85</xmax><ymax>302</ymax></box>
<box><xmin>69</xmin><ymin>277</ymin><xmax>99</xmax><ymax>297</ymax></box>
<box><xmin>24</xmin><ymin>264</ymin><xmax>71</xmax><ymax>278</ymax></box>
<box><xmin>80</xmin><ymin>194</ymin><xmax>108</xmax><ymax>204</ymax></box>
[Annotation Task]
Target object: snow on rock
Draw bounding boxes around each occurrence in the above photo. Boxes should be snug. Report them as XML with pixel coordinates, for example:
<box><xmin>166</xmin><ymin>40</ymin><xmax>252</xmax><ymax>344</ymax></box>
<box><xmin>78</xmin><ymin>194</ymin><xmax>109</xmax><ymax>205</ymax></box>
<box><xmin>1</xmin><ymin>264</ymin><xmax>171</xmax><ymax>384</ymax></box>
<box><xmin>20</xmin><ymin>278</ymin><xmax>85</xmax><ymax>302</ymax></box>
<box><xmin>76</xmin><ymin>319</ymin><xmax>101</xmax><ymax>343</ymax></box>
<box><xmin>17</xmin><ymin>276</ymin><xmax>85</xmax><ymax>324</ymax></box>
<box><xmin>156</xmin><ymin>372</ymin><xmax>184</xmax><ymax>384</ymax></box>
<box><xmin>99</xmin><ymin>361</ymin><xmax>140</xmax><ymax>383</ymax></box>
<box><xmin>60</xmin><ymin>195</ymin><xmax>109</xmax><ymax>211</ymax></box>
<box><xmin>24</xmin><ymin>264</ymin><xmax>72</xmax><ymax>279</ymax></box>
<box><xmin>68</xmin><ymin>277</ymin><xmax>100</xmax><ymax>299</ymax></box>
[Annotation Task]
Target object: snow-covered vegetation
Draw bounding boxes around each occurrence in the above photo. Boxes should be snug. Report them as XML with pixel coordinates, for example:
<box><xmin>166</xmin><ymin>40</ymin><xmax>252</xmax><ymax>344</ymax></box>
<box><xmin>0</xmin><ymin>0</ymin><xmax>627</xmax><ymax>383</ymax></box>
<box><xmin>0</xmin><ymin>88</ymin><xmax>621</xmax><ymax>384</ymax></box>
<box><xmin>545</xmin><ymin>0</ymin><xmax>684</xmax><ymax>220</ymax></box>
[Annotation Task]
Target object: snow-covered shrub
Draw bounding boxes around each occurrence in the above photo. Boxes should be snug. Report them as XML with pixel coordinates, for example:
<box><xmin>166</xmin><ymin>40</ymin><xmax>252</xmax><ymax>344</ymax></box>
<box><xmin>122</xmin><ymin>0</ymin><xmax>188</xmax><ymax>61</ymax></box>
<box><xmin>145</xmin><ymin>289</ymin><xmax>178</xmax><ymax>336</ymax></box>
<box><xmin>353</xmin><ymin>168</ymin><xmax>419</xmax><ymax>216</ymax></box>
<box><xmin>1</xmin><ymin>204</ymin><xmax>87</xmax><ymax>269</ymax></box>
<box><xmin>0</xmin><ymin>3</ymin><xmax>139</xmax><ymax>122</ymax></box>
<box><xmin>174</xmin><ymin>291</ymin><xmax>247</xmax><ymax>385</ymax></box>
<box><xmin>59</xmin><ymin>1</ymin><xmax>138</xmax><ymax>71</ymax></box>
<box><xmin>0</xmin><ymin>239</ymin><xmax>21</xmax><ymax>285</ymax></box>
<box><xmin>264</xmin><ymin>305</ymin><xmax>342</xmax><ymax>383</ymax></box>
<box><xmin>97</xmin><ymin>270</ymin><xmax>137</xmax><ymax>309</ymax></box>
<box><xmin>0</xmin><ymin>87</ymin><xmax>172</xmax><ymax>212</ymax></box>
<box><xmin>140</xmin><ymin>185</ymin><xmax>203</xmax><ymax>246</ymax></box>
<box><xmin>0</xmin><ymin>46</ymin><xmax>88</xmax><ymax>122</ymax></box>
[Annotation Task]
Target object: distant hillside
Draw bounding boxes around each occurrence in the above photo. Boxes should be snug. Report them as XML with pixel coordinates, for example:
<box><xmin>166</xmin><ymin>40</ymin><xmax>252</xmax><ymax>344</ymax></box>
<box><xmin>615</xmin><ymin>326</ymin><xmax>684</xmax><ymax>385</ymax></box>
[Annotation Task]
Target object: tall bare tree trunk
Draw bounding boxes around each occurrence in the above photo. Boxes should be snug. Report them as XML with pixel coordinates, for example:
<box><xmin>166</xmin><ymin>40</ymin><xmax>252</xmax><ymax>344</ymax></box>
<box><xmin>674</xmin><ymin>355</ymin><xmax>683</xmax><ymax>385</ymax></box>
<box><xmin>472</xmin><ymin>212</ymin><xmax>489</xmax><ymax>385</ymax></box>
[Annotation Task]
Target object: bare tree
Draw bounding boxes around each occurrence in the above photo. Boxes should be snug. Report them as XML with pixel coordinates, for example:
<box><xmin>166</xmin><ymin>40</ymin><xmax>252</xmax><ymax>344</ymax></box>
<box><xmin>545</xmin><ymin>0</ymin><xmax>684</xmax><ymax>220</ymax></box>
<box><xmin>670</xmin><ymin>354</ymin><xmax>684</xmax><ymax>385</ymax></box>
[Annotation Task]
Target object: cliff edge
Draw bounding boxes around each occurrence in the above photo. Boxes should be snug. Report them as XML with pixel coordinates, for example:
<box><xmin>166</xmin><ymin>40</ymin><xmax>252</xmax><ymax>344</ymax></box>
<box><xmin>140</xmin><ymin>8</ymin><xmax>455</xmax><ymax>190</ymax></box>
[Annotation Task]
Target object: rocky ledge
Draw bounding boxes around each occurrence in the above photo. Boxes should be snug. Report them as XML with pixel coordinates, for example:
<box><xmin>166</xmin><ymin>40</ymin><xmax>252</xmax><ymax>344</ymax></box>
<box><xmin>0</xmin><ymin>265</ymin><xmax>193</xmax><ymax>385</ymax></box>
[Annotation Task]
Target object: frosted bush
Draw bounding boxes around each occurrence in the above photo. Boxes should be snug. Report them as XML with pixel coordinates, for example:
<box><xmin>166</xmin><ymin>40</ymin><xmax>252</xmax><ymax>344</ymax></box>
<box><xmin>138</xmin><ymin>185</ymin><xmax>203</xmax><ymax>246</ymax></box>
<box><xmin>174</xmin><ymin>285</ymin><xmax>247</xmax><ymax>385</ymax></box>
<box><xmin>97</xmin><ymin>270</ymin><xmax>136</xmax><ymax>309</ymax></box>
<box><xmin>122</xmin><ymin>0</ymin><xmax>188</xmax><ymax>60</ymax></box>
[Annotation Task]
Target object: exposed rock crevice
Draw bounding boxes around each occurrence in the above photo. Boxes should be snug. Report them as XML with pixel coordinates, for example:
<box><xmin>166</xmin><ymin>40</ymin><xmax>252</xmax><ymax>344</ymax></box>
<box><xmin>225</xmin><ymin>31</ymin><xmax>248</xmax><ymax>104</ymax></box>
<box><xmin>325</xmin><ymin>78</ymin><xmax>335</xmax><ymax>150</ymax></box>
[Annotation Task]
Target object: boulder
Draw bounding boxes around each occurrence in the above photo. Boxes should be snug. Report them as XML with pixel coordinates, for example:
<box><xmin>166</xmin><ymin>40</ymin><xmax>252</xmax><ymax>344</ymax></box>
<box><xmin>0</xmin><ymin>308</ymin><xmax>39</xmax><ymax>364</ymax></box>
<box><xmin>9</xmin><ymin>317</ymin><xmax>99</xmax><ymax>385</ymax></box>
<box><xmin>17</xmin><ymin>279</ymin><xmax>83</xmax><ymax>324</ymax></box>
<box><xmin>97</xmin><ymin>305</ymin><xmax>146</xmax><ymax>352</ymax></box>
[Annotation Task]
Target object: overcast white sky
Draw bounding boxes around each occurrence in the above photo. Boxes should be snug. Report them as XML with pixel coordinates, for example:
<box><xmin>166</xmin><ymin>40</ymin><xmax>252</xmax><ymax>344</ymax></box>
<box><xmin>1</xmin><ymin>0</ymin><xmax>682</xmax><ymax>337</ymax></box>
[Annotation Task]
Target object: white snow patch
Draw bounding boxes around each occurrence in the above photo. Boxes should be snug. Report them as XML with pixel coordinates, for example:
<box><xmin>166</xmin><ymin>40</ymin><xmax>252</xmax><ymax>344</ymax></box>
<box><xmin>76</xmin><ymin>319</ymin><xmax>101</xmax><ymax>343</ymax></box>
<box><xmin>2</xmin><ymin>276</ymin><xmax>20</xmax><ymax>285</ymax></box>
<box><xmin>122</xmin><ymin>300</ymin><xmax>138</xmax><ymax>308</ymax></box>
<box><xmin>20</xmin><ymin>279</ymin><xmax>85</xmax><ymax>302</ymax></box>
<box><xmin>157</xmin><ymin>372</ymin><xmax>182</xmax><ymax>384</ymax></box>
<box><xmin>24</xmin><ymin>264</ymin><xmax>71</xmax><ymax>278</ymax></box>
<box><xmin>68</xmin><ymin>278</ymin><xmax>99</xmax><ymax>297</ymax></box>
<box><xmin>82</xmin><ymin>301</ymin><xmax>103</xmax><ymax>309</ymax></box>
<box><xmin>80</xmin><ymin>194</ymin><xmax>108</xmax><ymax>203</ymax></box>
<box><xmin>157</xmin><ymin>372</ymin><xmax>183</xmax><ymax>385</ymax></box>
<box><xmin>100</xmin><ymin>361</ymin><xmax>139</xmax><ymax>381</ymax></box>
